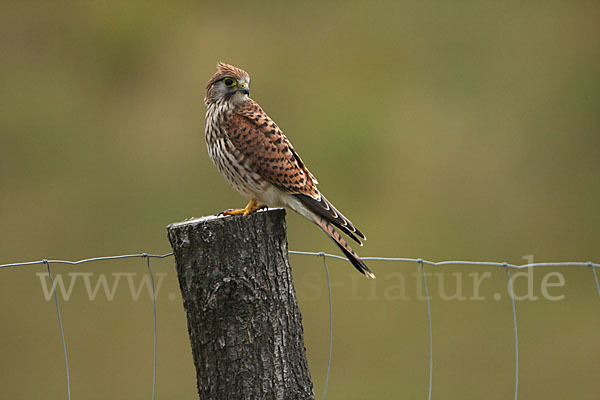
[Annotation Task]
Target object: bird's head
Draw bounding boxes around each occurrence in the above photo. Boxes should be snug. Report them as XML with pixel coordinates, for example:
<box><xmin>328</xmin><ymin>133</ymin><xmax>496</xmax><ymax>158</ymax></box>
<box><xmin>205</xmin><ymin>62</ymin><xmax>251</xmax><ymax>105</ymax></box>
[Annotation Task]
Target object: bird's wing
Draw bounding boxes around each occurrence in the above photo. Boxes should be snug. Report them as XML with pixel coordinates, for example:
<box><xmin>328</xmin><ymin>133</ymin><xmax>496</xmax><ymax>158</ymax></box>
<box><xmin>224</xmin><ymin>100</ymin><xmax>366</xmax><ymax>244</ymax></box>
<box><xmin>226</xmin><ymin>100</ymin><xmax>319</xmax><ymax>197</ymax></box>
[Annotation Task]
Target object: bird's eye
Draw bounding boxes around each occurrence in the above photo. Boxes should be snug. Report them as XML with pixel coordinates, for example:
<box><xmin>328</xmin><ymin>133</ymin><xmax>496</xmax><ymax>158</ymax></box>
<box><xmin>223</xmin><ymin>78</ymin><xmax>235</xmax><ymax>87</ymax></box>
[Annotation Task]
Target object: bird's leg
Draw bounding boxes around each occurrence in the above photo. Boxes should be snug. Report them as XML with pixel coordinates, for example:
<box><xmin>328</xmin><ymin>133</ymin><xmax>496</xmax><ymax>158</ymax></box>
<box><xmin>222</xmin><ymin>199</ymin><xmax>266</xmax><ymax>217</ymax></box>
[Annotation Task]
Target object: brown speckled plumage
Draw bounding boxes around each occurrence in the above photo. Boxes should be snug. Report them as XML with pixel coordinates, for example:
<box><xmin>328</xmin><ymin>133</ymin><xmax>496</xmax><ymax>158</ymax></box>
<box><xmin>204</xmin><ymin>62</ymin><xmax>374</xmax><ymax>278</ymax></box>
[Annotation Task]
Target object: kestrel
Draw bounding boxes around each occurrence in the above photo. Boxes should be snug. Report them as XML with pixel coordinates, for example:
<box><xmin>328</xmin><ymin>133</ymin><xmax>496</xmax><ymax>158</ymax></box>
<box><xmin>204</xmin><ymin>63</ymin><xmax>375</xmax><ymax>279</ymax></box>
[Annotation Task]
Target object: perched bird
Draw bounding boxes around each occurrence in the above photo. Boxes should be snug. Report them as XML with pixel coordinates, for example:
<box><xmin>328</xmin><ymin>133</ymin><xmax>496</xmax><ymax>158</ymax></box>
<box><xmin>204</xmin><ymin>62</ymin><xmax>375</xmax><ymax>279</ymax></box>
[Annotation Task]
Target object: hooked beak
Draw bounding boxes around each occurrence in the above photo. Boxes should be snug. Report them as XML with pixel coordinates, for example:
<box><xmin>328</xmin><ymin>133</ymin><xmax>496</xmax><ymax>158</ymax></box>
<box><xmin>238</xmin><ymin>82</ymin><xmax>250</xmax><ymax>95</ymax></box>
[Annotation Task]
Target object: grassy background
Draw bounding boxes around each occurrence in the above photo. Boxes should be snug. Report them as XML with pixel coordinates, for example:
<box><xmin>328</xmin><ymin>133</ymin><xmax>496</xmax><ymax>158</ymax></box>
<box><xmin>1</xmin><ymin>1</ymin><xmax>599</xmax><ymax>398</ymax></box>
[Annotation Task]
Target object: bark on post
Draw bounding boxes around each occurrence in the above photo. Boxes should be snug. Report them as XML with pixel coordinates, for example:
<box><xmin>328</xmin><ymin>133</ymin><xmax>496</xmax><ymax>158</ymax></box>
<box><xmin>167</xmin><ymin>208</ymin><xmax>314</xmax><ymax>400</ymax></box>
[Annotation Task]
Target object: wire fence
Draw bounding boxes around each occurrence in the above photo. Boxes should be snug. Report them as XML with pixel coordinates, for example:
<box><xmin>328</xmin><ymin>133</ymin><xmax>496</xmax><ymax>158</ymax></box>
<box><xmin>1</xmin><ymin>252</ymin><xmax>599</xmax><ymax>400</ymax></box>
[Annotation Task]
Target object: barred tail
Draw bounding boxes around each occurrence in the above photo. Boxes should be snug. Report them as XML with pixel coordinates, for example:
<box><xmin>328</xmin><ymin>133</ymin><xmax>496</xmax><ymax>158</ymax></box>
<box><xmin>293</xmin><ymin>193</ymin><xmax>366</xmax><ymax>245</ymax></box>
<box><xmin>311</xmin><ymin>213</ymin><xmax>375</xmax><ymax>279</ymax></box>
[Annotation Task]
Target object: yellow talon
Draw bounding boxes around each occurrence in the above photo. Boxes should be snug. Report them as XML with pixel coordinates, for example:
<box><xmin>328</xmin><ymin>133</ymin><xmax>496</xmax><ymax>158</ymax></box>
<box><xmin>222</xmin><ymin>199</ymin><xmax>265</xmax><ymax>217</ymax></box>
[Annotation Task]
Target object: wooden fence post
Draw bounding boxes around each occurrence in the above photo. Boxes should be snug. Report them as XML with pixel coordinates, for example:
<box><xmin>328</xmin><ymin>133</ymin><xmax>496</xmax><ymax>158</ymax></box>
<box><xmin>167</xmin><ymin>208</ymin><xmax>315</xmax><ymax>400</ymax></box>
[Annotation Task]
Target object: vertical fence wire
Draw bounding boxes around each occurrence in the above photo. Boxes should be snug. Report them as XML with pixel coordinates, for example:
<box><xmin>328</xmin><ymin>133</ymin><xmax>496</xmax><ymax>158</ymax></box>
<box><xmin>144</xmin><ymin>255</ymin><xmax>158</xmax><ymax>400</ymax></box>
<box><xmin>44</xmin><ymin>260</ymin><xmax>71</xmax><ymax>400</ymax></box>
<box><xmin>505</xmin><ymin>265</ymin><xmax>519</xmax><ymax>400</ymax></box>
<box><xmin>419</xmin><ymin>260</ymin><xmax>433</xmax><ymax>400</ymax></box>
<box><xmin>591</xmin><ymin>263</ymin><xmax>600</xmax><ymax>298</ymax></box>
<box><xmin>320</xmin><ymin>253</ymin><xmax>333</xmax><ymax>400</ymax></box>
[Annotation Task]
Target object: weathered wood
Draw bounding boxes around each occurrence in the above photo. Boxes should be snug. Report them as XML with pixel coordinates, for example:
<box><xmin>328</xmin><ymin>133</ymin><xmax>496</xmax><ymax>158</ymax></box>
<box><xmin>167</xmin><ymin>208</ymin><xmax>314</xmax><ymax>400</ymax></box>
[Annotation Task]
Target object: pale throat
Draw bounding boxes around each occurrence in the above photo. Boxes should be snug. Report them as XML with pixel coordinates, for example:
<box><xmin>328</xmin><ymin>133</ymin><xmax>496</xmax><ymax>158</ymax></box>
<box><xmin>229</xmin><ymin>92</ymin><xmax>249</xmax><ymax>106</ymax></box>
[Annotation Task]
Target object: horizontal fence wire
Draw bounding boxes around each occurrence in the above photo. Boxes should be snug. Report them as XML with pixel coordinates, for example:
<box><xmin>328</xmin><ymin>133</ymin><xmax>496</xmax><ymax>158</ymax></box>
<box><xmin>3</xmin><ymin>252</ymin><xmax>599</xmax><ymax>270</ymax></box>
<box><xmin>290</xmin><ymin>251</ymin><xmax>600</xmax><ymax>270</ymax></box>
<box><xmin>0</xmin><ymin>252</ymin><xmax>174</xmax><ymax>269</ymax></box>
<box><xmin>1</xmin><ymin>251</ymin><xmax>599</xmax><ymax>400</ymax></box>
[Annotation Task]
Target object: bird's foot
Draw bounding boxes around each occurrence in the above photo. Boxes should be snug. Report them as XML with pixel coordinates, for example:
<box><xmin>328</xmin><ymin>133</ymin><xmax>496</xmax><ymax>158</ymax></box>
<box><xmin>221</xmin><ymin>199</ymin><xmax>266</xmax><ymax>217</ymax></box>
<box><xmin>218</xmin><ymin>209</ymin><xmax>241</xmax><ymax>216</ymax></box>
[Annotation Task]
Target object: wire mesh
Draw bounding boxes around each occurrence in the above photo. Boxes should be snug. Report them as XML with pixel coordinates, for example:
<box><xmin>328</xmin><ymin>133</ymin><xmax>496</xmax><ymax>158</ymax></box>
<box><xmin>1</xmin><ymin>251</ymin><xmax>599</xmax><ymax>400</ymax></box>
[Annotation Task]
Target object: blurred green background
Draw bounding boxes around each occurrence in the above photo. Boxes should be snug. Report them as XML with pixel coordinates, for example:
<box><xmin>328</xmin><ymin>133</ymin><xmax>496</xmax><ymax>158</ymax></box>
<box><xmin>1</xmin><ymin>1</ymin><xmax>599</xmax><ymax>399</ymax></box>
